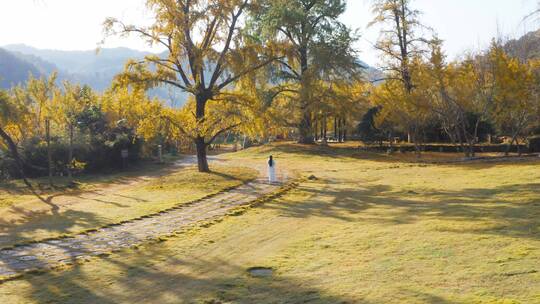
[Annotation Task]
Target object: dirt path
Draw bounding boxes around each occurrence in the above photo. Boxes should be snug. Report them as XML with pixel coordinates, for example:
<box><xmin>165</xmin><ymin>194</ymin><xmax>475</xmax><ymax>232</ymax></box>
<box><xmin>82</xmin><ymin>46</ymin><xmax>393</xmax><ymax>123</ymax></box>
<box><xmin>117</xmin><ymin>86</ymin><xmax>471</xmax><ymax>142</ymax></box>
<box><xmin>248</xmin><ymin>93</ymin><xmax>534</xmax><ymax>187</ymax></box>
<box><xmin>0</xmin><ymin>156</ymin><xmax>289</xmax><ymax>279</ymax></box>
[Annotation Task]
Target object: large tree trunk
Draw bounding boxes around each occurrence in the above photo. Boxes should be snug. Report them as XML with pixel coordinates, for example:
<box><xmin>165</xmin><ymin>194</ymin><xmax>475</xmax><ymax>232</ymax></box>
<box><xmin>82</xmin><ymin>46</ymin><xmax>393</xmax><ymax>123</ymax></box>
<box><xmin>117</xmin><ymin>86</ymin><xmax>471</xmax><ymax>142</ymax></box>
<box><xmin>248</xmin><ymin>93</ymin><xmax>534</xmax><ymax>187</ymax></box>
<box><xmin>297</xmin><ymin>47</ymin><xmax>314</xmax><ymax>144</ymax></box>
<box><xmin>195</xmin><ymin>93</ymin><xmax>210</xmax><ymax>172</ymax></box>
<box><xmin>337</xmin><ymin>117</ymin><xmax>342</xmax><ymax>142</ymax></box>
<box><xmin>298</xmin><ymin>111</ymin><xmax>314</xmax><ymax>144</ymax></box>
<box><xmin>0</xmin><ymin>125</ymin><xmax>32</xmax><ymax>188</ymax></box>
<box><xmin>195</xmin><ymin>136</ymin><xmax>209</xmax><ymax>172</ymax></box>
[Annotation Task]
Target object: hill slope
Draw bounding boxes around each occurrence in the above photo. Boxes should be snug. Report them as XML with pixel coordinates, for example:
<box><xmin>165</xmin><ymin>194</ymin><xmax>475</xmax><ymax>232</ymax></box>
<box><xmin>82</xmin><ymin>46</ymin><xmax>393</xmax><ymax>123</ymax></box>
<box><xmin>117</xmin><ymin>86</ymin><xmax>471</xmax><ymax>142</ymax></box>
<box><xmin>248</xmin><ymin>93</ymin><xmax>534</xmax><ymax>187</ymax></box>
<box><xmin>3</xmin><ymin>44</ymin><xmax>153</xmax><ymax>91</ymax></box>
<box><xmin>1</xmin><ymin>44</ymin><xmax>382</xmax><ymax>103</ymax></box>
<box><xmin>0</xmin><ymin>48</ymin><xmax>42</xmax><ymax>89</ymax></box>
<box><xmin>505</xmin><ymin>29</ymin><xmax>540</xmax><ymax>60</ymax></box>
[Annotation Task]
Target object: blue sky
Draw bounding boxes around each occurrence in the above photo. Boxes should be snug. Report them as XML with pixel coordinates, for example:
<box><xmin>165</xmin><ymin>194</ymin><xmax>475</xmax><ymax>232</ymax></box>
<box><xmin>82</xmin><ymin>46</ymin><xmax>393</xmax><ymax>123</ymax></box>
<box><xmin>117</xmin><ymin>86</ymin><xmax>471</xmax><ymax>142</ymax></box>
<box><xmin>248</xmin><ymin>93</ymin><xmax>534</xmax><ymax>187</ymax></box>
<box><xmin>0</xmin><ymin>0</ymin><xmax>538</xmax><ymax>66</ymax></box>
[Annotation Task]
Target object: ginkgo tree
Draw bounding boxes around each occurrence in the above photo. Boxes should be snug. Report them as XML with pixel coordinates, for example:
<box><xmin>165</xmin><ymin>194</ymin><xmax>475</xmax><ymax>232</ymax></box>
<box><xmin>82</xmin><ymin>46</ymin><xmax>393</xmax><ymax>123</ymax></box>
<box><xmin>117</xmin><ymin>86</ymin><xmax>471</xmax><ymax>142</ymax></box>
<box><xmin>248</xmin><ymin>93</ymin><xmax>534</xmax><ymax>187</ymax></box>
<box><xmin>251</xmin><ymin>0</ymin><xmax>359</xmax><ymax>144</ymax></box>
<box><xmin>104</xmin><ymin>0</ymin><xmax>281</xmax><ymax>172</ymax></box>
<box><xmin>426</xmin><ymin>41</ymin><xmax>484</xmax><ymax>157</ymax></box>
<box><xmin>370</xmin><ymin>60</ymin><xmax>433</xmax><ymax>155</ymax></box>
<box><xmin>489</xmin><ymin>43</ymin><xmax>537</xmax><ymax>155</ymax></box>
<box><xmin>26</xmin><ymin>74</ymin><xmax>57</xmax><ymax>186</ymax></box>
<box><xmin>56</xmin><ymin>82</ymin><xmax>93</xmax><ymax>180</ymax></box>
<box><xmin>369</xmin><ymin>0</ymin><xmax>434</xmax><ymax>154</ymax></box>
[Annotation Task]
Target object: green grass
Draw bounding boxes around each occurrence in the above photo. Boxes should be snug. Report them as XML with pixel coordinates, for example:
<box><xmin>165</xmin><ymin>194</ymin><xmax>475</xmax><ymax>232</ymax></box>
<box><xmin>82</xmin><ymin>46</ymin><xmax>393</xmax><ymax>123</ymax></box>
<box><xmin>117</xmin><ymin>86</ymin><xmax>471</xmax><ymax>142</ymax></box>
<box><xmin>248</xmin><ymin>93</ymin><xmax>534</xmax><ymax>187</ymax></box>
<box><xmin>0</xmin><ymin>143</ymin><xmax>539</xmax><ymax>303</ymax></box>
<box><xmin>0</xmin><ymin>163</ymin><xmax>257</xmax><ymax>249</ymax></box>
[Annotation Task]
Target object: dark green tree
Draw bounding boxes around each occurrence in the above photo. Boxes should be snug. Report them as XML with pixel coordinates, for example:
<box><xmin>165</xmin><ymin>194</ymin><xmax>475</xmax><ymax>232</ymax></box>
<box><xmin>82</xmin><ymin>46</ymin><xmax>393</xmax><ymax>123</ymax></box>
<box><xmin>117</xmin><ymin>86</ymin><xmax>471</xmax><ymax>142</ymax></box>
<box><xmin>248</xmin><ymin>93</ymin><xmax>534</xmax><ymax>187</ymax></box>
<box><xmin>357</xmin><ymin>106</ymin><xmax>383</xmax><ymax>143</ymax></box>
<box><xmin>251</xmin><ymin>0</ymin><xmax>360</xmax><ymax>144</ymax></box>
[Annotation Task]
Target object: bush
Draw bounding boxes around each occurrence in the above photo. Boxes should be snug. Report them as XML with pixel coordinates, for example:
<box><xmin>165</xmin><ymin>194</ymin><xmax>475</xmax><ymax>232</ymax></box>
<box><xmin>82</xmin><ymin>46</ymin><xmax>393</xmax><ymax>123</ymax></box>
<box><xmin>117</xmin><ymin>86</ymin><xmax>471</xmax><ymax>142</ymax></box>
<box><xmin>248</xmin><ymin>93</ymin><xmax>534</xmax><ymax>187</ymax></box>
<box><xmin>529</xmin><ymin>136</ymin><xmax>540</xmax><ymax>153</ymax></box>
<box><xmin>2</xmin><ymin>106</ymin><xmax>144</xmax><ymax>179</ymax></box>
<box><xmin>528</xmin><ymin>125</ymin><xmax>540</xmax><ymax>135</ymax></box>
<box><xmin>20</xmin><ymin>137</ymin><xmax>71</xmax><ymax>177</ymax></box>
<box><xmin>74</xmin><ymin>106</ymin><xmax>142</xmax><ymax>172</ymax></box>
<box><xmin>0</xmin><ymin>153</ymin><xmax>17</xmax><ymax>179</ymax></box>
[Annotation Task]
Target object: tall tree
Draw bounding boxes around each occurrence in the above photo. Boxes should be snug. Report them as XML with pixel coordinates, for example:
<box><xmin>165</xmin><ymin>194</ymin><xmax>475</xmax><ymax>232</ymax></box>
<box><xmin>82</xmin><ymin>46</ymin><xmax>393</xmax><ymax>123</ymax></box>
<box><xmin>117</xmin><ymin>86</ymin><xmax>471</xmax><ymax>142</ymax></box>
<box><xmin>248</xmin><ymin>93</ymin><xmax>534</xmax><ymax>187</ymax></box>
<box><xmin>104</xmin><ymin>0</ymin><xmax>279</xmax><ymax>172</ymax></box>
<box><xmin>370</xmin><ymin>0</ymin><xmax>433</xmax><ymax>154</ymax></box>
<box><xmin>252</xmin><ymin>0</ymin><xmax>359</xmax><ymax>144</ymax></box>
<box><xmin>57</xmin><ymin>82</ymin><xmax>92</xmax><ymax>180</ymax></box>
<box><xmin>427</xmin><ymin>41</ymin><xmax>480</xmax><ymax>156</ymax></box>
<box><xmin>370</xmin><ymin>61</ymin><xmax>433</xmax><ymax>154</ymax></box>
<box><xmin>370</xmin><ymin>0</ymin><xmax>431</xmax><ymax>92</ymax></box>
<box><xmin>489</xmin><ymin>43</ymin><xmax>536</xmax><ymax>155</ymax></box>
<box><xmin>26</xmin><ymin>74</ymin><xmax>57</xmax><ymax>186</ymax></box>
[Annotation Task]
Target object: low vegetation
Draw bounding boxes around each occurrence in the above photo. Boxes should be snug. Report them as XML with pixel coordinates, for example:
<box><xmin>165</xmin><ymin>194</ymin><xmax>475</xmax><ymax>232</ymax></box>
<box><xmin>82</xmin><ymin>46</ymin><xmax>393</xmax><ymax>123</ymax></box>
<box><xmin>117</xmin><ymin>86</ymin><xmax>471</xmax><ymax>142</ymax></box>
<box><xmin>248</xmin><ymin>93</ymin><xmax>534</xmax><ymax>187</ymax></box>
<box><xmin>0</xmin><ymin>0</ymin><xmax>538</xmax><ymax>303</ymax></box>
<box><xmin>0</xmin><ymin>162</ymin><xmax>257</xmax><ymax>249</ymax></box>
<box><xmin>0</xmin><ymin>143</ymin><xmax>537</xmax><ymax>303</ymax></box>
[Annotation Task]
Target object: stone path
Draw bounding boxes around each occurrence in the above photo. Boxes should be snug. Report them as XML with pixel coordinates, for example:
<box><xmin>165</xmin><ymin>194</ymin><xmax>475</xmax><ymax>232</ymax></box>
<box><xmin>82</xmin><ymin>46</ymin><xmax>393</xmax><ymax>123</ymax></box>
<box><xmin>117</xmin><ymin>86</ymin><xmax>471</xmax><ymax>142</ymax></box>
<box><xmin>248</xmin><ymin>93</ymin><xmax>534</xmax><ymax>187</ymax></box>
<box><xmin>0</xmin><ymin>157</ymin><xmax>289</xmax><ymax>279</ymax></box>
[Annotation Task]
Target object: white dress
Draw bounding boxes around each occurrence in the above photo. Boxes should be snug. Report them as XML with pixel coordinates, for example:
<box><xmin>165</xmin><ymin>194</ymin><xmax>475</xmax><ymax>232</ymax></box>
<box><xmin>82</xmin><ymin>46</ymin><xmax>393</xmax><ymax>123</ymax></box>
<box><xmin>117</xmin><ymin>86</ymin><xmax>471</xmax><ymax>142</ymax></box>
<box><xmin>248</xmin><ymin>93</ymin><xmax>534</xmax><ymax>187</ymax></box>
<box><xmin>268</xmin><ymin>160</ymin><xmax>277</xmax><ymax>183</ymax></box>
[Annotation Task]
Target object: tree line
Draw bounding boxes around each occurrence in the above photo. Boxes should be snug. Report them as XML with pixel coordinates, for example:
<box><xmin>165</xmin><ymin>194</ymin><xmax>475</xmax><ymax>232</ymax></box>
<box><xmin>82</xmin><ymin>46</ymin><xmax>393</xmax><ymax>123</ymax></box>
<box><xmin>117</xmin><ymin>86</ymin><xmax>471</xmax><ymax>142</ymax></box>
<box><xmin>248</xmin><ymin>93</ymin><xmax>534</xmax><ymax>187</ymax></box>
<box><xmin>0</xmin><ymin>73</ymin><xmax>174</xmax><ymax>185</ymax></box>
<box><xmin>1</xmin><ymin>0</ymin><xmax>539</xmax><ymax>180</ymax></box>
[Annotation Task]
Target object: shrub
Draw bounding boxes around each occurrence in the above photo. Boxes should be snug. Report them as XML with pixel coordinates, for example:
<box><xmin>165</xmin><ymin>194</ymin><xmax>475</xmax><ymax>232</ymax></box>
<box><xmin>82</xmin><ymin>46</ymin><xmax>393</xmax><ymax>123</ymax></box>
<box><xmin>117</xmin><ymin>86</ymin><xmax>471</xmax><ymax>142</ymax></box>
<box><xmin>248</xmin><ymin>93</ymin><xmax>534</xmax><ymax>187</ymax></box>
<box><xmin>20</xmin><ymin>137</ymin><xmax>70</xmax><ymax>177</ymax></box>
<box><xmin>529</xmin><ymin>136</ymin><xmax>540</xmax><ymax>153</ymax></box>
<box><xmin>2</xmin><ymin>106</ymin><xmax>144</xmax><ymax>179</ymax></box>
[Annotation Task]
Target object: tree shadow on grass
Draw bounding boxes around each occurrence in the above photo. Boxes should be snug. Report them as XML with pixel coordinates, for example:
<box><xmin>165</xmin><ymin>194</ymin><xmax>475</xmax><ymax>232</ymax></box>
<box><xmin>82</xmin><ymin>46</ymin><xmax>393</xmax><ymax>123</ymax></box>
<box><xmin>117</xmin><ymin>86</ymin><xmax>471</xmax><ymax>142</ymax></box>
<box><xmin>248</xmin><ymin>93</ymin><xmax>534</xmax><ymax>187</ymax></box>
<box><xmin>259</xmin><ymin>180</ymin><xmax>540</xmax><ymax>241</ymax></box>
<box><xmin>0</xmin><ymin>210</ymin><xmax>114</xmax><ymax>287</ymax></box>
<box><xmin>398</xmin><ymin>289</ymin><xmax>460</xmax><ymax>304</ymax></box>
<box><xmin>0</xmin><ymin>159</ymin><xmax>201</xmax><ymax>249</ymax></box>
<box><xmin>243</xmin><ymin>143</ymin><xmax>540</xmax><ymax>171</ymax></box>
<box><xmin>0</xmin><ymin>208</ymin><xmax>109</xmax><ymax>248</ymax></box>
<box><xmin>207</xmin><ymin>170</ymin><xmax>246</xmax><ymax>182</ymax></box>
<box><xmin>0</xmin><ymin>159</ymin><xmax>186</xmax><ymax>204</ymax></box>
<box><xmin>11</xmin><ymin>246</ymin><xmax>362</xmax><ymax>304</ymax></box>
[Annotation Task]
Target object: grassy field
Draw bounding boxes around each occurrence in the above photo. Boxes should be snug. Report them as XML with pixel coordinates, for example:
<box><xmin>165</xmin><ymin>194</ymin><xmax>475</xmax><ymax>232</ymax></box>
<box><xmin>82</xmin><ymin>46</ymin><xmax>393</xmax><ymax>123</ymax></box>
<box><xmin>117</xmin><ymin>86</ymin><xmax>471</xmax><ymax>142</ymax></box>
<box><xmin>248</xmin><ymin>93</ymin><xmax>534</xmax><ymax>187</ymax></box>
<box><xmin>0</xmin><ymin>143</ymin><xmax>538</xmax><ymax>303</ymax></box>
<box><xmin>0</xmin><ymin>159</ymin><xmax>257</xmax><ymax>249</ymax></box>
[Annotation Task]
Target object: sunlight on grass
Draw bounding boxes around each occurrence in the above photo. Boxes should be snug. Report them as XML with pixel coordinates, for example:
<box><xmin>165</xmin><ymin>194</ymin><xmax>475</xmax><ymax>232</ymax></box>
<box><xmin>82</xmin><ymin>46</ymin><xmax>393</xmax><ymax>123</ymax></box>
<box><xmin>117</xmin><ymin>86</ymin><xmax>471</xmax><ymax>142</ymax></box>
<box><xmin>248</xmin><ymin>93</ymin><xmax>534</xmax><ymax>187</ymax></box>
<box><xmin>0</xmin><ymin>164</ymin><xmax>257</xmax><ymax>249</ymax></box>
<box><xmin>0</xmin><ymin>143</ymin><xmax>538</xmax><ymax>303</ymax></box>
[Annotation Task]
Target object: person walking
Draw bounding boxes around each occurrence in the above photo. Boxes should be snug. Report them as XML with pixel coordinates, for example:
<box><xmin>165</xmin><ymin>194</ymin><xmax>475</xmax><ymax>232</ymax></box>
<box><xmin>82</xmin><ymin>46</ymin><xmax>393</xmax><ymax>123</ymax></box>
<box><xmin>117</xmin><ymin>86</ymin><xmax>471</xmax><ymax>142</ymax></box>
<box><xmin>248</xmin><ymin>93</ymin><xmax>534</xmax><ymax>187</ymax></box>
<box><xmin>268</xmin><ymin>155</ymin><xmax>277</xmax><ymax>183</ymax></box>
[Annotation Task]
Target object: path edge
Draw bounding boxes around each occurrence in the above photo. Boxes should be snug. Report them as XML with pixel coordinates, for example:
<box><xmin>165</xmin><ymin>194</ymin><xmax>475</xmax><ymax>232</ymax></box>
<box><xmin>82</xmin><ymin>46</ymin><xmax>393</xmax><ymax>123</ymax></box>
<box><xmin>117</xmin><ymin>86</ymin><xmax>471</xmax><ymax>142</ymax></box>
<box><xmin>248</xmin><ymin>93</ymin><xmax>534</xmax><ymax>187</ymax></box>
<box><xmin>0</xmin><ymin>178</ymin><xmax>304</xmax><ymax>284</ymax></box>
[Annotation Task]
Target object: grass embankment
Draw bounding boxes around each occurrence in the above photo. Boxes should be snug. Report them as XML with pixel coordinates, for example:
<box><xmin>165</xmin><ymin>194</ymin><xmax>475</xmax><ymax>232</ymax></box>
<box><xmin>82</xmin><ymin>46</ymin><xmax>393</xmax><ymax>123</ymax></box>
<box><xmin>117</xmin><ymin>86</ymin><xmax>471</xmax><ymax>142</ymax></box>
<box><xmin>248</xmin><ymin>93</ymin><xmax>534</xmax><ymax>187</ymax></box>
<box><xmin>0</xmin><ymin>160</ymin><xmax>257</xmax><ymax>249</ymax></box>
<box><xmin>0</xmin><ymin>142</ymin><xmax>539</xmax><ymax>303</ymax></box>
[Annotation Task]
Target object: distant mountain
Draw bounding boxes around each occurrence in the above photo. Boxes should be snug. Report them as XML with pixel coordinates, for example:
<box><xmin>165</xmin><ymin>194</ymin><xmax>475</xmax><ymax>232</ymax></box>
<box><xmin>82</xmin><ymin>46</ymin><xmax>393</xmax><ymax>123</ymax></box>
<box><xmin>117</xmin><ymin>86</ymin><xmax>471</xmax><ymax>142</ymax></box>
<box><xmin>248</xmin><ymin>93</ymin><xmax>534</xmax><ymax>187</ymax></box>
<box><xmin>0</xmin><ymin>44</ymin><xmax>187</xmax><ymax>104</ymax></box>
<box><xmin>4</xmin><ymin>44</ymin><xmax>152</xmax><ymax>74</ymax></box>
<box><xmin>0</xmin><ymin>48</ymin><xmax>43</xmax><ymax>89</ymax></box>
<box><xmin>1</xmin><ymin>44</ymin><xmax>382</xmax><ymax>104</ymax></box>
<box><xmin>7</xmin><ymin>50</ymin><xmax>59</xmax><ymax>75</ymax></box>
<box><xmin>505</xmin><ymin>29</ymin><xmax>540</xmax><ymax>60</ymax></box>
<box><xmin>3</xmin><ymin>44</ymin><xmax>153</xmax><ymax>91</ymax></box>
<box><xmin>357</xmin><ymin>59</ymin><xmax>384</xmax><ymax>84</ymax></box>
